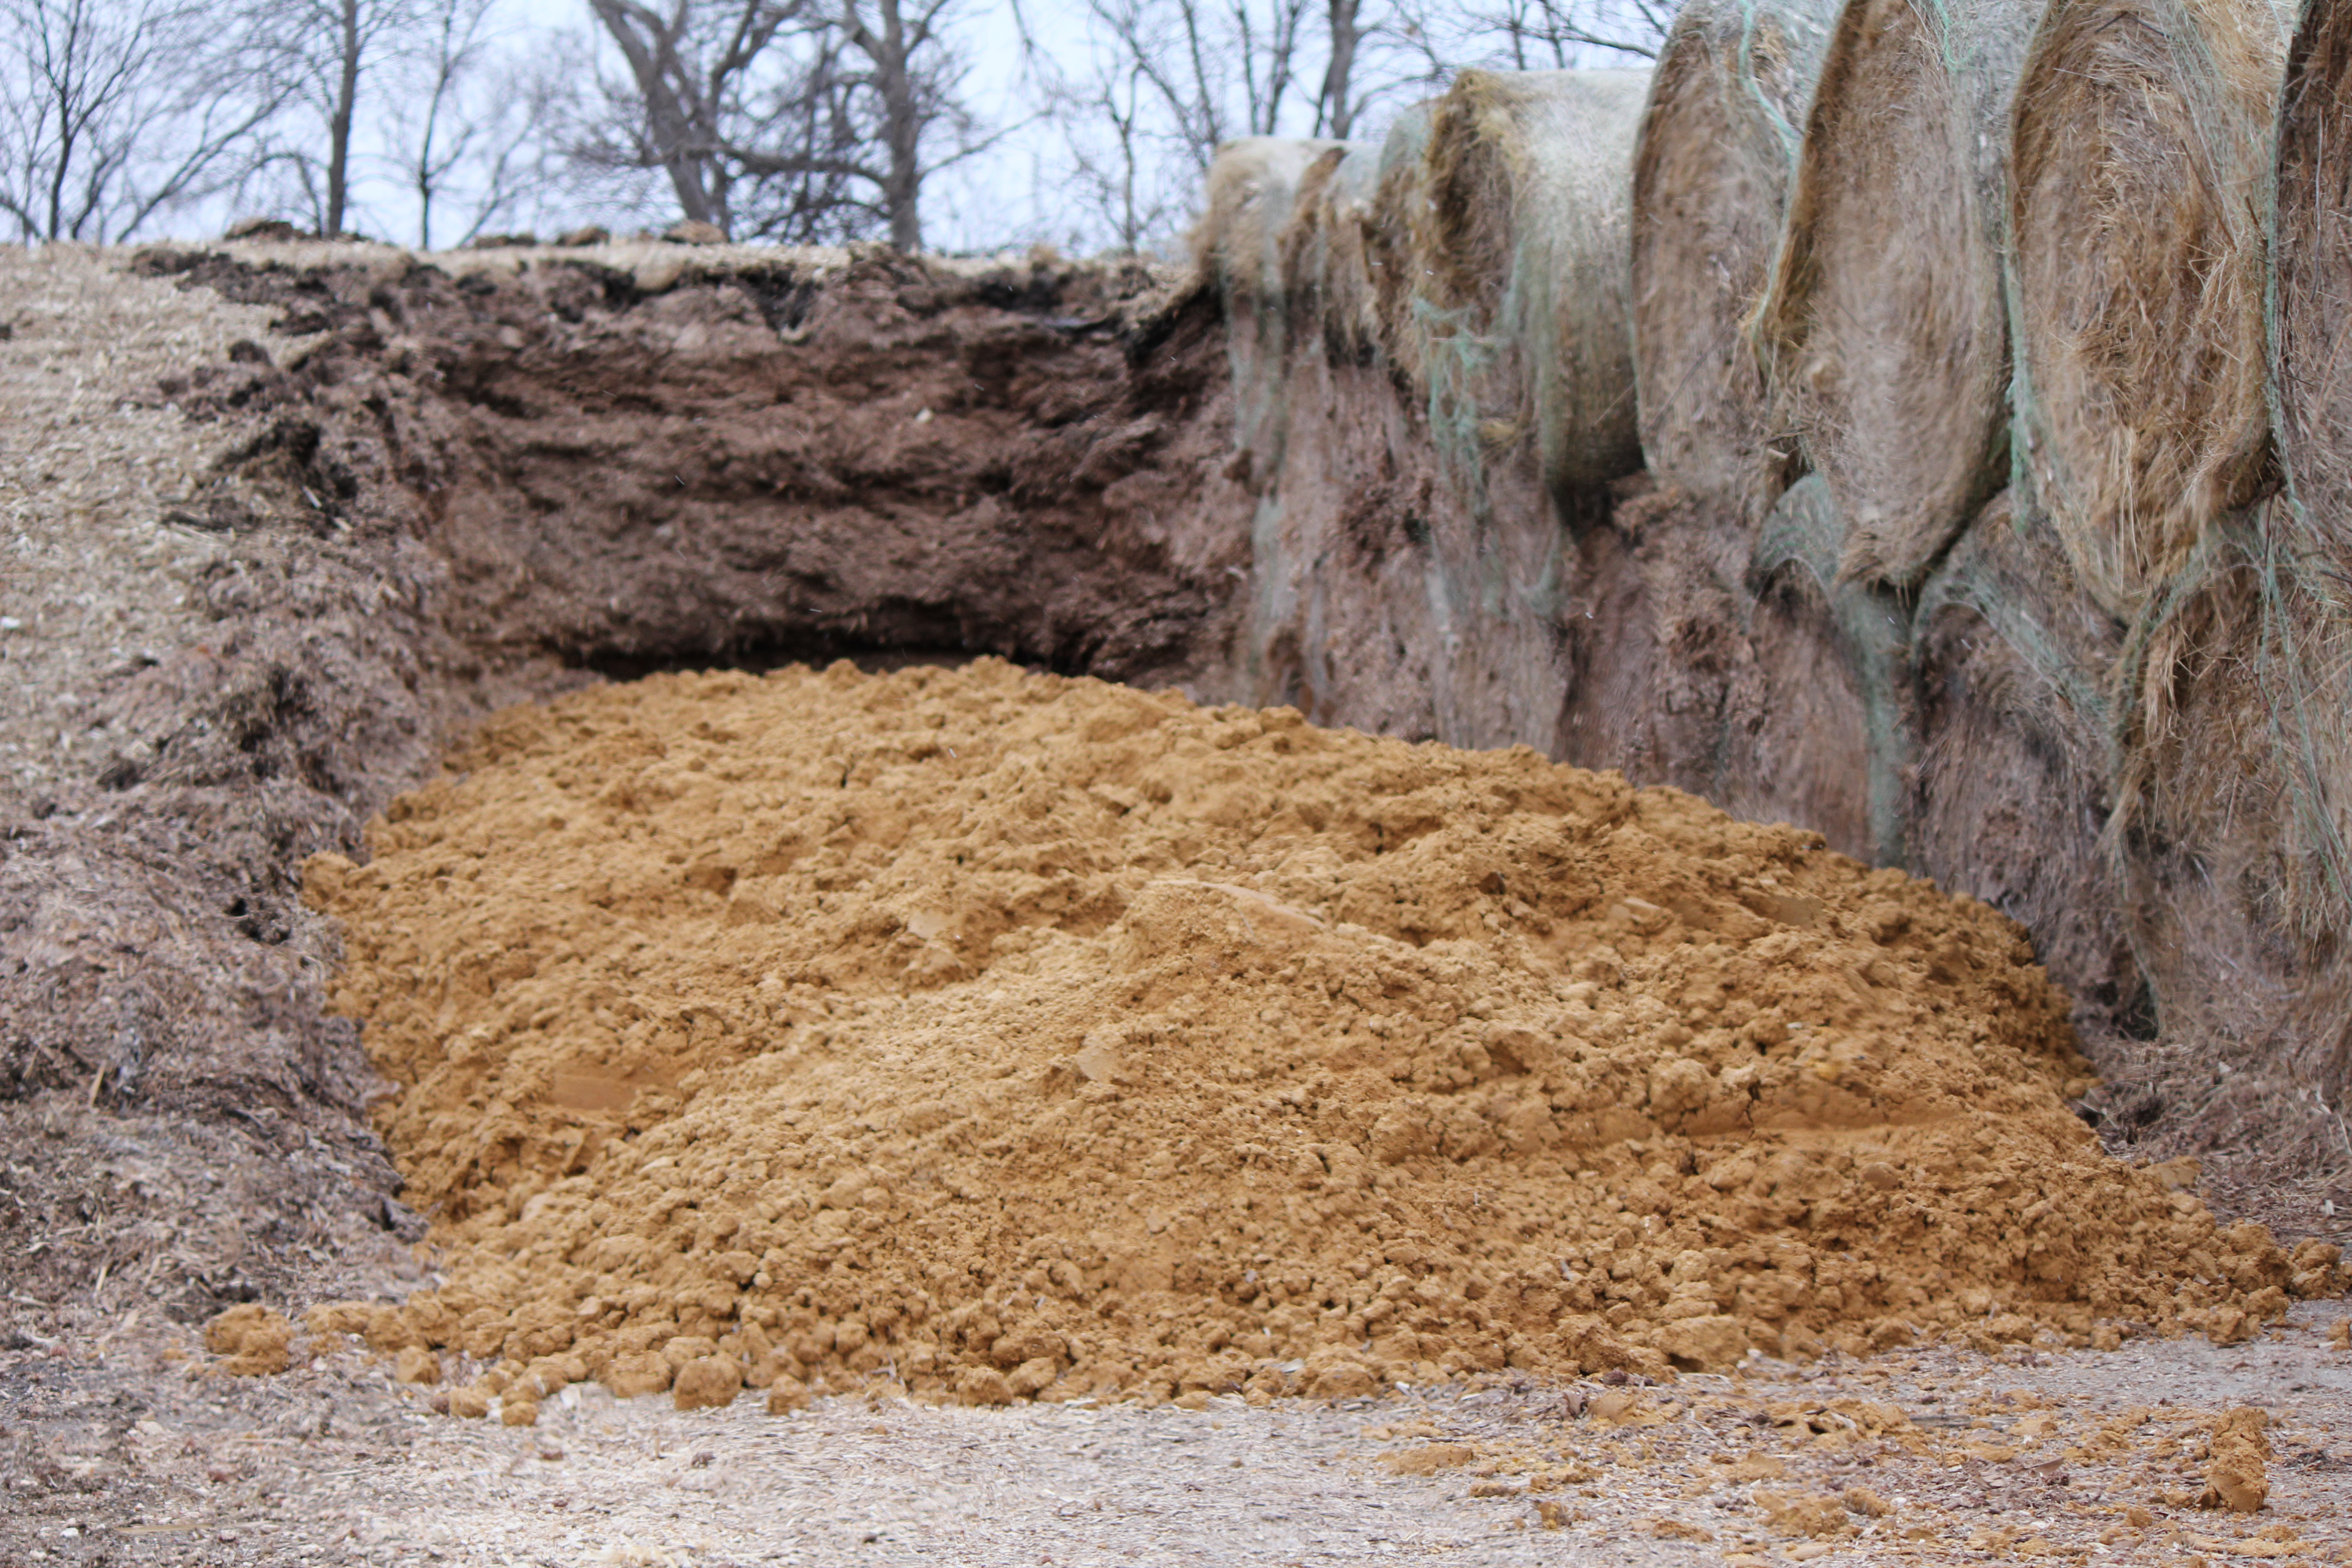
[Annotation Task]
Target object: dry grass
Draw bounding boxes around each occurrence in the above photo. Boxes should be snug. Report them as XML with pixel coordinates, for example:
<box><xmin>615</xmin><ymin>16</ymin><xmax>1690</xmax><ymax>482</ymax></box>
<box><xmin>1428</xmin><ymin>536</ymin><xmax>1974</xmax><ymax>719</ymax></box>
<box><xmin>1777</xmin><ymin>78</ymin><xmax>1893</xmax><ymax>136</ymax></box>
<box><xmin>1363</xmin><ymin>100</ymin><xmax>1439</xmax><ymax>387</ymax></box>
<box><xmin>1274</xmin><ymin>141</ymin><xmax>1387</xmax><ymax>367</ymax></box>
<box><xmin>1751</xmin><ymin>0</ymin><xmax>2041</xmax><ymax>588</ymax></box>
<box><xmin>1630</xmin><ymin>0</ymin><xmax>1837</xmax><ymax>520</ymax></box>
<box><xmin>1189</xmin><ymin>137</ymin><xmax>1341</xmax><ymax>309</ymax></box>
<box><xmin>2273</xmin><ymin>0</ymin><xmax>2352</xmax><ymax>553</ymax></box>
<box><xmin>2009</xmin><ymin>0</ymin><xmax>2285</xmax><ymax>619</ymax></box>
<box><xmin>2110</xmin><ymin>503</ymin><xmax>2352</xmax><ymax>1143</ymax></box>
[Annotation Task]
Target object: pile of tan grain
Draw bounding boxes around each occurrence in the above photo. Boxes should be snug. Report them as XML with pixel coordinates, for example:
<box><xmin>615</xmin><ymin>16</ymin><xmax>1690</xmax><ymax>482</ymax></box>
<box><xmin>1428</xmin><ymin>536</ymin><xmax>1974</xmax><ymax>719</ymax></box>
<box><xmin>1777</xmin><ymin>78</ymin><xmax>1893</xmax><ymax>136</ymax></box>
<box><xmin>263</xmin><ymin>662</ymin><xmax>2332</xmax><ymax>1414</ymax></box>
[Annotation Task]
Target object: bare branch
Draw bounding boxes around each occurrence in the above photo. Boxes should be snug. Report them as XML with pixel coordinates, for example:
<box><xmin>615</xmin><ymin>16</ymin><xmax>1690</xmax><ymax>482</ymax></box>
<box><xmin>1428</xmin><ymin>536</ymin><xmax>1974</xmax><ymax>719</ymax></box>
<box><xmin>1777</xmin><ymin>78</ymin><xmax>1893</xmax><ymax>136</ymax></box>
<box><xmin>0</xmin><ymin>0</ymin><xmax>287</xmax><ymax>242</ymax></box>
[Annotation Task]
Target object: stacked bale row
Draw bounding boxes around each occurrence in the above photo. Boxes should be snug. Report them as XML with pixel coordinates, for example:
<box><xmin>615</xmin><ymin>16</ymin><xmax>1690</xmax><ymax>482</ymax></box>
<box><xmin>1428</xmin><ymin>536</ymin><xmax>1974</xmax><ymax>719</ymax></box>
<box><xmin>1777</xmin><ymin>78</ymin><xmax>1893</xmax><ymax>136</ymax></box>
<box><xmin>1631</xmin><ymin>0</ymin><xmax>2352</xmax><ymax>1127</ymax></box>
<box><xmin>1193</xmin><ymin>0</ymin><xmax>2352</xmax><ymax>1122</ymax></box>
<box><xmin>1193</xmin><ymin>70</ymin><xmax>1647</xmax><ymax>504</ymax></box>
<box><xmin>1191</xmin><ymin>70</ymin><xmax>1653</xmax><ymax>756</ymax></box>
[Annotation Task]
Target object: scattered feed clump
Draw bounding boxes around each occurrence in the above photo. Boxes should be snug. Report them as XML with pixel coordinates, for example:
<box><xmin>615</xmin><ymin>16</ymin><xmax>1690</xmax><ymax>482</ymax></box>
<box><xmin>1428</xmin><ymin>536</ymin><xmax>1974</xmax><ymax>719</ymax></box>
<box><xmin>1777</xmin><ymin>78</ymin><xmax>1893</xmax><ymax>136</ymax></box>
<box><xmin>2200</xmin><ymin>1406</ymin><xmax>2270</xmax><ymax>1513</ymax></box>
<box><xmin>288</xmin><ymin>662</ymin><xmax>2328</xmax><ymax>1410</ymax></box>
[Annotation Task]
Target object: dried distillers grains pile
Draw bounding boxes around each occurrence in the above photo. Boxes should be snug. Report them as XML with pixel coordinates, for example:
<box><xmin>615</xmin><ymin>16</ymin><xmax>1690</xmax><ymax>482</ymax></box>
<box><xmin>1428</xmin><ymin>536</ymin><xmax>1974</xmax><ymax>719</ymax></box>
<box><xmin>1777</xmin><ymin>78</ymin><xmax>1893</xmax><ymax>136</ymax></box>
<box><xmin>290</xmin><ymin>662</ymin><xmax>2335</xmax><ymax>1411</ymax></box>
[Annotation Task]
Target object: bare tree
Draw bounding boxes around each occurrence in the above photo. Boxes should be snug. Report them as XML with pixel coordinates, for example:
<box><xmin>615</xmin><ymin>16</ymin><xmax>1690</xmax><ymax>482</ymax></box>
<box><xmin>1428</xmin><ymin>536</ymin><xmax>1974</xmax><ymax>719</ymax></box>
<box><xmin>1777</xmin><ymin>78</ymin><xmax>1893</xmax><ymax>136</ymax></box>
<box><xmin>1070</xmin><ymin>0</ymin><xmax>1316</xmax><ymax>177</ymax></box>
<box><xmin>244</xmin><ymin>0</ymin><xmax>417</xmax><ymax>236</ymax></box>
<box><xmin>583</xmin><ymin>0</ymin><xmax>794</xmax><ymax>233</ymax></box>
<box><xmin>1009</xmin><ymin>0</ymin><xmax>1668</xmax><ymax>255</ymax></box>
<box><xmin>572</xmin><ymin>0</ymin><xmax>989</xmax><ymax>247</ymax></box>
<box><xmin>1318</xmin><ymin>0</ymin><xmax>1359</xmax><ymax>136</ymax></box>
<box><xmin>390</xmin><ymin>0</ymin><xmax>536</xmax><ymax>247</ymax></box>
<box><xmin>1074</xmin><ymin>59</ymin><xmax>1167</xmax><ymax>250</ymax></box>
<box><xmin>0</xmin><ymin>0</ymin><xmax>281</xmax><ymax>241</ymax></box>
<box><xmin>1020</xmin><ymin>0</ymin><xmax>1421</xmax><ymax>252</ymax></box>
<box><xmin>1405</xmin><ymin>0</ymin><xmax>1670</xmax><ymax>70</ymax></box>
<box><xmin>836</xmin><ymin>0</ymin><xmax>944</xmax><ymax>250</ymax></box>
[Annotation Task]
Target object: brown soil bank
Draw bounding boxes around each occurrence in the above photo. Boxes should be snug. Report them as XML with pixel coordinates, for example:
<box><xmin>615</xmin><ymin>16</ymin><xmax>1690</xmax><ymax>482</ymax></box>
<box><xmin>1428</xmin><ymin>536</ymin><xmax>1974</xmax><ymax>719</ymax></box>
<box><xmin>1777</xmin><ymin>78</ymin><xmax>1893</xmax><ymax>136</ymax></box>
<box><xmin>299</xmin><ymin>662</ymin><xmax>2336</xmax><ymax>1408</ymax></box>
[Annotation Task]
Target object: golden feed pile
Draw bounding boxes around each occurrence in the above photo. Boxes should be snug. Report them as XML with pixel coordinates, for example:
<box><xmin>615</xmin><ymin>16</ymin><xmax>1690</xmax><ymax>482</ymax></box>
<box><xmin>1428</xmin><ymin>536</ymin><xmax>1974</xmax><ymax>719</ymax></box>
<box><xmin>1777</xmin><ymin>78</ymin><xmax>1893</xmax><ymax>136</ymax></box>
<box><xmin>297</xmin><ymin>662</ymin><xmax>2324</xmax><ymax>1410</ymax></box>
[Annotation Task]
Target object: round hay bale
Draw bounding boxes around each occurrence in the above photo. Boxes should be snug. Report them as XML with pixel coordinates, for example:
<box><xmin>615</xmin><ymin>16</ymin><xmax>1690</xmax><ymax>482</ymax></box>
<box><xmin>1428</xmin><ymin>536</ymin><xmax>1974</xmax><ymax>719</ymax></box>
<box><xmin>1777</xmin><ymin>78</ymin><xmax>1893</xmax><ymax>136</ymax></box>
<box><xmin>1911</xmin><ymin>493</ymin><xmax>2140</xmax><ymax>1034</ymax></box>
<box><xmin>1190</xmin><ymin>137</ymin><xmax>1343</xmax><ymax>307</ymax></box>
<box><xmin>1276</xmin><ymin>140</ymin><xmax>1388</xmax><ymax>366</ymax></box>
<box><xmin>1194</xmin><ymin>137</ymin><xmax>1347</xmax><ymax>455</ymax></box>
<box><xmin>2274</xmin><ymin>0</ymin><xmax>2352</xmax><ymax>544</ymax></box>
<box><xmin>1752</xmin><ymin>0</ymin><xmax>2043</xmax><ymax>588</ymax></box>
<box><xmin>1372</xmin><ymin>69</ymin><xmax>1652</xmax><ymax>496</ymax></box>
<box><xmin>1740</xmin><ymin>472</ymin><xmax>1916</xmax><ymax>865</ymax></box>
<box><xmin>2112</xmin><ymin>504</ymin><xmax>2352</xmax><ymax>1107</ymax></box>
<box><xmin>1365</xmin><ymin>100</ymin><xmax>1438</xmax><ymax>382</ymax></box>
<box><xmin>1631</xmin><ymin>0</ymin><xmax>1840</xmax><ymax>519</ymax></box>
<box><xmin>2009</xmin><ymin>0</ymin><xmax>2286</xmax><ymax>620</ymax></box>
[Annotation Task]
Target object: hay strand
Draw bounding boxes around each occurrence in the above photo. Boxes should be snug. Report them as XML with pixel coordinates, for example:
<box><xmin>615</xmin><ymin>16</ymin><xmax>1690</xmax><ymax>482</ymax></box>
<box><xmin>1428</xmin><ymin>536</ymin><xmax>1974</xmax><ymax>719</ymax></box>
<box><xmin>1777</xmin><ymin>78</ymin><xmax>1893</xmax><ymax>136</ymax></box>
<box><xmin>2273</xmin><ymin>0</ymin><xmax>2352</xmax><ymax>547</ymax></box>
<box><xmin>1631</xmin><ymin>0</ymin><xmax>1840</xmax><ymax>519</ymax></box>
<box><xmin>1753</xmin><ymin>0</ymin><xmax>2043</xmax><ymax>588</ymax></box>
<box><xmin>2009</xmin><ymin>0</ymin><xmax>2285</xmax><ymax>620</ymax></box>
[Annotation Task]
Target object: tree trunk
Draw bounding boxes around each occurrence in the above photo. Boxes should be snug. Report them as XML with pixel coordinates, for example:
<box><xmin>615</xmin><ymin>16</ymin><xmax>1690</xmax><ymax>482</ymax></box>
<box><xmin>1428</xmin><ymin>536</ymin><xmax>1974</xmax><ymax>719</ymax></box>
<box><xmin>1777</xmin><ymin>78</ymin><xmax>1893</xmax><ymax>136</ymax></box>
<box><xmin>588</xmin><ymin>0</ymin><xmax>724</xmax><ymax>231</ymax></box>
<box><xmin>860</xmin><ymin>0</ymin><xmax>923</xmax><ymax>250</ymax></box>
<box><xmin>327</xmin><ymin>0</ymin><xmax>362</xmax><ymax>236</ymax></box>
<box><xmin>1323</xmin><ymin>0</ymin><xmax>1360</xmax><ymax>138</ymax></box>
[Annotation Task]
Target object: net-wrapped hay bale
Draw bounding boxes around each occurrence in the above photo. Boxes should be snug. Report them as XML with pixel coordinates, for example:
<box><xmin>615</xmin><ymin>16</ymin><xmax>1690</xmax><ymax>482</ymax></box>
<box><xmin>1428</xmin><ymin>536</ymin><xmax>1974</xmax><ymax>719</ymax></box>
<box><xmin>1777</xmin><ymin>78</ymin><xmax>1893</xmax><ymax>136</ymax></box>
<box><xmin>2275</xmin><ymin>0</ymin><xmax>2352</xmax><ymax>540</ymax></box>
<box><xmin>1753</xmin><ymin>0</ymin><xmax>2043</xmax><ymax>587</ymax></box>
<box><xmin>1194</xmin><ymin>137</ymin><xmax>1346</xmax><ymax>457</ymax></box>
<box><xmin>2111</xmin><ymin>506</ymin><xmax>2352</xmax><ymax>1116</ymax></box>
<box><xmin>1277</xmin><ymin>141</ymin><xmax>1388</xmax><ymax>367</ymax></box>
<box><xmin>1365</xmin><ymin>101</ymin><xmax>1438</xmax><ymax>382</ymax></box>
<box><xmin>1372</xmin><ymin>69</ymin><xmax>1651</xmax><ymax>496</ymax></box>
<box><xmin>1191</xmin><ymin>137</ymin><xmax>1342</xmax><ymax>306</ymax></box>
<box><xmin>2009</xmin><ymin>0</ymin><xmax>2285</xmax><ymax>619</ymax></box>
<box><xmin>1631</xmin><ymin>0</ymin><xmax>1839</xmax><ymax>519</ymax></box>
<box><xmin>1911</xmin><ymin>494</ymin><xmax>2142</xmax><ymax>1035</ymax></box>
<box><xmin>1732</xmin><ymin>473</ymin><xmax>1917</xmax><ymax>866</ymax></box>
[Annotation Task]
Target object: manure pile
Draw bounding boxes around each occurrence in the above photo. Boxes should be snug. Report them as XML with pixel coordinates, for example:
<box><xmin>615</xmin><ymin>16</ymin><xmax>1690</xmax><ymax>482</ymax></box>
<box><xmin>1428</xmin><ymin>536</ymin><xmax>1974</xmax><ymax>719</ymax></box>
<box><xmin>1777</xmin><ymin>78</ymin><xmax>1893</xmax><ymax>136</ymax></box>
<box><xmin>292</xmin><ymin>662</ymin><xmax>2328</xmax><ymax>1411</ymax></box>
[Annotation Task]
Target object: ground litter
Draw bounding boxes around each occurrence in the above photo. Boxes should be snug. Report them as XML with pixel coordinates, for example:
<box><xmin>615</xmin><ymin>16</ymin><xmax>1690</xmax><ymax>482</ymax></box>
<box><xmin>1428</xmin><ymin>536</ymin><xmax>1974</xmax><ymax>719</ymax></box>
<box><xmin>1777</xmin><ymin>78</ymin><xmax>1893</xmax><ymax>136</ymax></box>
<box><xmin>273</xmin><ymin>660</ymin><xmax>2335</xmax><ymax>1413</ymax></box>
